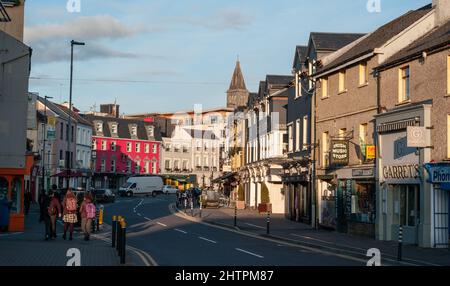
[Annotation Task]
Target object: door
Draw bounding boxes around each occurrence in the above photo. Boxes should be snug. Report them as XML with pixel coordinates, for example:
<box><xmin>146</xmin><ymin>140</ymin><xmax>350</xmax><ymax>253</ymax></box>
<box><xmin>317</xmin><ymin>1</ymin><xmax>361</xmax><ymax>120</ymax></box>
<box><xmin>433</xmin><ymin>186</ymin><xmax>449</xmax><ymax>248</ymax></box>
<box><xmin>392</xmin><ymin>185</ymin><xmax>419</xmax><ymax>244</ymax></box>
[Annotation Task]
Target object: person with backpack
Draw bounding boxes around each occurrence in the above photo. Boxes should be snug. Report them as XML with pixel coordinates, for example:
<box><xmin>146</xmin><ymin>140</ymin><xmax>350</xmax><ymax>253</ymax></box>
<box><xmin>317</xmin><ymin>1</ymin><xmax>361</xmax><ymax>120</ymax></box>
<box><xmin>62</xmin><ymin>189</ymin><xmax>78</xmax><ymax>241</ymax></box>
<box><xmin>48</xmin><ymin>191</ymin><xmax>62</xmax><ymax>239</ymax></box>
<box><xmin>40</xmin><ymin>191</ymin><xmax>52</xmax><ymax>240</ymax></box>
<box><xmin>79</xmin><ymin>193</ymin><xmax>95</xmax><ymax>241</ymax></box>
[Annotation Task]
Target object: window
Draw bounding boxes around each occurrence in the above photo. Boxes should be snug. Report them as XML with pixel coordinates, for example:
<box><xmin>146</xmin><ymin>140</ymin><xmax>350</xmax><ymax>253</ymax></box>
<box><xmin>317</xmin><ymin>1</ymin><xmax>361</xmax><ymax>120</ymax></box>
<box><xmin>448</xmin><ymin>115</ymin><xmax>450</xmax><ymax>158</ymax></box>
<box><xmin>210</xmin><ymin>116</ymin><xmax>218</xmax><ymax>124</ymax></box>
<box><xmin>359</xmin><ymin>62</ymin><xmax>368</xmax><ymax>85</ymax></box>
<box><xmin>96</xmin><ymin>122</ymin><xmax>103</xmax><ymax>133</ymax></box>
<box><xmin>295</xmin><ymin>120</ymin><xmax>301</xmax><ymax>151</ymax></box>
<box><xmin>144</xmin><ymin>161</ymin><xmax>150</xmax><ymax>174</ymax></box>
<box><xmin>60</xmin><ymin>123</ymin><xmax>64</xmax><ymax>140</ymax></box>
<box><xmin>204</xmin><ymin>142</ymin><xmax>209</xmax><ymax>151</ymax></box>
<box><xmin>308</xmin><ymin>61</ymin><xmax>313</xmax><ymax>90</ymax></box>
<box><xmin>101</xmin><ymin>160</ymin><xmax>106</xmax><ymax>172</ymax></box>
<box><xmin>111</xmin><ymin>141</ymin><xmax>117</xmax><ymax>152</ymax></box>
<box><xmin>111</xmin><ymin>124</ymin><xmax>118</xmax><ymax>134</ymax></box>
<box><xmin>182</xmin><ymin>160</ymin><xmax>188</xmax><ymax>170</ymax></box>
<box><xmin>148</xmin><ymin>126</ymin><xmax>154</xmax><ymax>137</ymax></box>
<box><xmin>196</xmin><ymin>141</ymin><xmax>202</xmax><ymax>151</ymax></box>
<box><xmin>302</xmin><ymin>116</ymin><xmax>308</xmax><ymax>150</ymax></box>
<box><xmin>145</xmin><ymin>144</ymin><xmax>150</xmax><ymax>154</ymax></box>
<box><xmin>66</xmin><ymin>124</ymin><xmax>69</xmax><ymax>141</ymax></box>
<box><xmin>447</xmin><ymin>56</ymin><xmax>450</xmax><ymax>95</ymax></box>
<box><xmin>126</xmin><ymin>160</ymin><xmax>132</xmax><ymax>173</ymax></box>
<box><xmin>399</xmin><ymin>66</ymin><xmax>410</xmax><ymax>102</ymax></box>
<box><xmin>92</xmin><ymin>139</ymin><xmax>97</xmax><ymax>150</ymax></box>
<box><xmin>101</xmin><ymin>140</ymin><xmax>106</xmax><ymax>151</ymax></box>
<box><xmin>126</xmin><ymin>142</ymin><xmax>132</xmax><ymax>152</ymax></box>
<box><xmin>152</xmin><ymin>144</ymin><xmax>157</xmax><ymax>154</ymax></box>
<box><xmin>196</xmin><ymin>156</ymin><xmax>201</xmax><ymax>167</ymax></box>
<box><xmin>339</xmin><ymin>70</ymin><xmax>346</xmax><ymax>92</ymax></box>
<box><xmin>165</xmin><ymin>160</ymin><xmax>171</xmax><ymax>170</ymax></box>
<box><xmin>135</xmin><ymin>161</ymin><xmax>140</xmax><ymax>174</ymax></box>
<box><xmin>60</xmin><ymin>150</ymin><xmax>63</xmax><ymax>160</ymax></box>
<box><xmin>212</xmin><ymin>157</ymin><xmax>216</xmax><ymax>168</ymax></box>
<box><xmin>111</xmin><ymin>160</ymin><xmax>116</xmax><ymax>172</ymax></box>
<box><xmin>135</xmin><ymin>143</ymin><xmax>140</xmax><ymax>153</ymax></box>
<box><xmin>322</xmin><ymin>77</ymin><xmax>328</xmax><ymax>98</ymax></box>
<box><xmin>359</xmin><ymin>124</ymin><xmax>368</xmax><ymax>145</ymax></box>
<box><xmin>295</xmin><ymin>72</ymin><xmax>301</xmax><ymax>98</ymax></box>
<box><xmin>174</xmin><ymin>160</ymin><xmax>179</xmax><ymax>170</ymax></box>
<box><xmin>71</xmin><ymin>126</ymin><xmax>74</xmax><ymax>142</ymax></box>
<box><xmin>322</xmin><ymin>132</ymin><xmax>329</xmax><ymax>168</ymax></box>
<box><xmin>131</xmin><ymin>126</ymin><xmax>137</xmax><ymax>136</ymax></box>
<box><xmin>288</xmin><ymin>124</ymin><xmax>293</xmax><ymax>152</ymax></box>
<box><xmin>151</xmin><ymin>162</ymin><xmax>157</xmax><ymax>174</ymax></box>
<box><xmin>204</xmin><ymin>156</ymin><xmax>209</xmax><ymax>166</ymax></box>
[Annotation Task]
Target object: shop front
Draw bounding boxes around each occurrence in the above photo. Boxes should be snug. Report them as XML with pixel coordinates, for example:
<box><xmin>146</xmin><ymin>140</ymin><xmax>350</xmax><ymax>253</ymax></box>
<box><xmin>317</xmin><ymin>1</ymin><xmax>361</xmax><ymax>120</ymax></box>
<box><xmin>282</xmin><ymin>161</ymin><xmax>311</xmax><ymax>224</ymax></box>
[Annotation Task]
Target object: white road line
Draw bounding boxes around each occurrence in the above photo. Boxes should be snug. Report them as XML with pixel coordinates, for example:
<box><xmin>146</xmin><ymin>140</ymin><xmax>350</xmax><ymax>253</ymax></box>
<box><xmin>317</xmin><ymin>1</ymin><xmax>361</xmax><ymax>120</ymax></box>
<box><xmin>245</xmin><ymin>223</ymin><xmax>266</xmax><ymax>229</ymax></box>
<box><xmin>144</xmin><ymin>217</ymin><xmax>151</xmax><ymax>221</ymax></box>
<box><xmin>290</xmin><ymin>233</ymin><xmax>338</xmax><ymax>246</ymax></box>
<box><xmin>198</xmin><ymin>236</ymin><xmax>217</xmax><ymax>244</ymax></box>
<box><xmin>174</xmin><ymin>229</ymin><xmax>187</xmax><ymax>234</ymax></box>
<box><xmin>137</xmin><ymin>213</ymin><xmax>142</xmax><ymax>216</ymax></box>
<box><xmin>235</xmin><ymin>248</ymin><xmax>264</xmax><ymax>259</ymax></box>
<box><xmin>156</xmin><ymin>222</ymin><xmax>167</xmax><ymax>227</ymax></box>
<box><xmin>0</xmin><ymin>232</ymin><xmax>23</xmax><ymax>237</ymax></box>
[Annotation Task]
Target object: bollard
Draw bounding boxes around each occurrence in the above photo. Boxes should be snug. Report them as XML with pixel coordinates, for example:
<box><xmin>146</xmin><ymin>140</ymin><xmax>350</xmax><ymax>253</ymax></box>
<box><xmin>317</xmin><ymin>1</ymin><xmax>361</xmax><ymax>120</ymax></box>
<box><xmin>99</xmin><ymin>206</ymin><xmax>104</xmax><ymax>225</ymax></box>
<box><xmin>234</xmin><ymin>203</ymin><xmax>237</xmax><ymax>227</ymax></box>
<box><xmin>116</xmin><ymin>216</ymin><xmax>122</xmax><ymax>252</ymax></box>
<box><xmin>199</xmin><ymin>197</ymin><xmax>202</xmax><ymax>218</ymax></box>
<box><xmin>266</xmin><ymin>211</ymin><xmax>270</xmax><ymax>235</ymax></box>
<box><xmin>397</xmin><ymin>225</ymin><xmax>403</xmax><ymax>261</ymax></box>
<box><xmin>120</xmin><ymin>220</ymin><xmax>126</xmax><ymax>265</ymax></box>
<box><xmin>184</xmin><ymin>198</ymin><xmax>187</xmax><ymax>213</ymax></box>
<box><xmin>112</xmin><ymin>215</ymin><xmax>117</xmax><ymax>248</ymax></box>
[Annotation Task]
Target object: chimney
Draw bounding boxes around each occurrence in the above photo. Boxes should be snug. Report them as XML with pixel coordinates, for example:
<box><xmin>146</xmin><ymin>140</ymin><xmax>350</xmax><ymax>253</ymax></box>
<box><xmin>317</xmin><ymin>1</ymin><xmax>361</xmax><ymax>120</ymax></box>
<box><xmin>433</xmin><ymin>0</ymin><xmax>450</xmax><ymax>26</ymax></box>
<box><xmin>100</xmin><ymin>104</ymin><xmax>120</xmax><ymax>118</ymax></box>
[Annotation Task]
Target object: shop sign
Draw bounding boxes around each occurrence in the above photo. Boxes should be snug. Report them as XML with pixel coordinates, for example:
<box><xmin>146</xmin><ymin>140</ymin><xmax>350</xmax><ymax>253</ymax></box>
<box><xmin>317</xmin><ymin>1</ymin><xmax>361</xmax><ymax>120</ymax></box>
<box><xmin>424</xmin><ymin>164</ymin><xmax>450</xmax><ymax>184</ymax></box>
<box><xmin>331</xmin><ymin>140</ymin><xmax>349</xmax><ymax>166</ymax></box>
<box><xmin>407</xmin><ymin>126</ymin><xmax>428</xmax><ymax>148</ymax></box>
<box><xmin>366</xmin><ymin>145</ymin><xmax>376</xmax><ymax>160</ymax></box>
<box><xmin>46</xmin><ymin>116</ymin><xmax>56</xmax><ymax>141</ymax></box>
<box><xmin>352</xmin><ymin>168</ymin><xmax>374</xmax><ymax>177</ymax></box>
<box><xmin>382</xmin><ymin>164</ymin><xmax>420</xmax><ymax>180</ymax></box>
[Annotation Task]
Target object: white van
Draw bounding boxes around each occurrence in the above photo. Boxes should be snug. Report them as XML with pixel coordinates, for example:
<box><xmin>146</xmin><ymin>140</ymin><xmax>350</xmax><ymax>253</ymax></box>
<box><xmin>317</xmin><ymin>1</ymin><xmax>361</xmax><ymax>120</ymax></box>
<box><xmin>119</xmin><ymin>176</ymin><xmax>164</xmax><ymax>197</ymax></box>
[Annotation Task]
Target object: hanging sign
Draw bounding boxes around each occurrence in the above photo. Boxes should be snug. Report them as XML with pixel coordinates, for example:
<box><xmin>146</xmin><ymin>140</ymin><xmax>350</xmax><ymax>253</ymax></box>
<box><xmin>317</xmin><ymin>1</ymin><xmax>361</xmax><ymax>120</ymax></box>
<box><xmin>331</xmin><ymin>140</ymin><xmax>349</xmax><ymax>166</ymax></box>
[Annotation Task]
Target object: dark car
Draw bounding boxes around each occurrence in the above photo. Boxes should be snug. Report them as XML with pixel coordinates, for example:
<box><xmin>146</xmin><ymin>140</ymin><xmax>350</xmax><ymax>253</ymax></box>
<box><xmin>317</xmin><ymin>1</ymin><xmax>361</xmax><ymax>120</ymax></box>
<box><xmin>91</xmin><ymin>189</ymin><xmax>116</xmax><ymax>203</ymax></box>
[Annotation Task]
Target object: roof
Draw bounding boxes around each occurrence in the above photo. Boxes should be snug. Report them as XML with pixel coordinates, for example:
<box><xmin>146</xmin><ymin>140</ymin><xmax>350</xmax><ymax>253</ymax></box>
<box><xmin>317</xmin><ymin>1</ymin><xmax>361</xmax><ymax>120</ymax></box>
<box><xmin>56</xmin><ymin>104</ymin><xmax>93</xmax><ymax>127</ymax></box>
<box><xmin>0</xmin><ymin>1</ymin><xmax>10</xmax><ymax>22</ymax></box>
<box><xmin>36</xmin><ymin>96</ymin><xmax>70</xmax><ymax>121</ymax></box>
<box><xmin>310</xmin><ymin>32</ymin><xmax>366</xmax><ymax>52</ymax></box>
<box><xmin>82</xmin><ymin>114</ymin><xmax>162</xmax><ymax>142</ymax></box>
<box><xmin>317</xmin><ymin>4</ymin><xmax>432</xmax><ymax>74</ymax></box>
<box><xmin>228</xmin><ymin>60</ymin><xmax>247</xmax><ymax>91</ymax></box>
<box><xmin>292</xmin><ymin>45</ymin><xmax>308</xmax><ymax>69</ymax></box>
<box><xmin>376</xmin><ymin>20</ymin><xmax>450</xmax><ymax>70</ymax></box>
<box><xmin>266</xmin><ymin>75</ymin><xmax>294</xmax><ymax>87</ymax></box>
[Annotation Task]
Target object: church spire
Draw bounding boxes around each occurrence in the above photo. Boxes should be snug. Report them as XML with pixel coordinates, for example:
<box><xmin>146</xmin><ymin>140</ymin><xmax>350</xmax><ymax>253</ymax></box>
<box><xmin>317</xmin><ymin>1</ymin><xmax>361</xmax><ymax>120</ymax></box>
<box><xmin>228</xmin><ymin>60</ymin><xmax>247</xmax><ymax>91</ymax></box>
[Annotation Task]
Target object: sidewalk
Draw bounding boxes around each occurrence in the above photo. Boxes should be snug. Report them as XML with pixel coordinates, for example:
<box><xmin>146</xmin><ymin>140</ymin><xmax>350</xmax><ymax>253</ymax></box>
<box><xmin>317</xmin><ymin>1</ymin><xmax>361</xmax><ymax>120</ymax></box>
<box><xmin>183</xmin><ymin>205</ymin><xmax>450</xmax><ymax>266</ymax></box>
<box><xmin>0</xmin><ymin>204</ymin><xmax>129</xmax><ymax>266</ymax></box>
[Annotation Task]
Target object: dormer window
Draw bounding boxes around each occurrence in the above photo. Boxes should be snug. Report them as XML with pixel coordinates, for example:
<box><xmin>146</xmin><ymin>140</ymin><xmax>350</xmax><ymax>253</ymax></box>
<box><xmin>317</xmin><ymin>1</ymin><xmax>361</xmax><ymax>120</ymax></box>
<box><xmin>96</xmin><ymin>122</ymin><xmax>103</xmax><ymax>133</ymax></box>
<box><xmin>111</xmin><ymin>123</ymin><xmax>118</xmax><ymax>134</ymax></box>
<box><xmin>148</xmin><ymin>126</ymin><xmax>154</xmax><ymax>137</ymax></box>
<box><xmin>131</xmin><ymin>125</ymin><xmax>137</xmax><ymax>137</ymax></box>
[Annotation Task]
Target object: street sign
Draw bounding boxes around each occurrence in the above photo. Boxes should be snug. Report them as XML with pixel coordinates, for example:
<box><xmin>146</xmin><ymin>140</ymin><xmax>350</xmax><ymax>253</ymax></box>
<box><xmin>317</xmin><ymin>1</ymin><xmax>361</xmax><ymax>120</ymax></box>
<box><xmin>407</xmin><ymin>126</ymin><xmax>427</xmax><ymax>148</ymax></box>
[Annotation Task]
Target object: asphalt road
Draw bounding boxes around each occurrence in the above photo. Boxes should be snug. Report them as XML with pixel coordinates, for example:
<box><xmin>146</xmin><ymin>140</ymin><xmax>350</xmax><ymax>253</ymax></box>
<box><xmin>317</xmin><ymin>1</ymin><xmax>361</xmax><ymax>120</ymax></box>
<box><xmin>102</xmin><ymin>195</ymin><xmax>363</xmax><ymax>266</ymax></box>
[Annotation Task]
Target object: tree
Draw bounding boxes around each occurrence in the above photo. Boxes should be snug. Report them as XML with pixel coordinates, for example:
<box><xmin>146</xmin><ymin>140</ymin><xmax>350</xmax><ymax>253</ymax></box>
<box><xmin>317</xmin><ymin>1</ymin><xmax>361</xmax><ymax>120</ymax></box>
<box><xmin>238</xmin><ymin>184</ymin><xmax>245</xmax><ymax>201</ymax></box>
<box><xmin>260</xmin><ymin>183</ymin><xmax>270</xmax><ymax>204</ymax></box>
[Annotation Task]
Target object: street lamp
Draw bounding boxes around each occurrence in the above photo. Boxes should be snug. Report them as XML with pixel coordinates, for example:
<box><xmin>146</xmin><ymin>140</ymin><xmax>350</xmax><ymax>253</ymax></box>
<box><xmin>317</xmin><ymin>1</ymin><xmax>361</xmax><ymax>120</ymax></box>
<box><xmin>66</xmin><ymin>40</ymin><xmax>85</xmax><ymax>190</ymax></box>
<box><xmin>42</xmin><ymin>96</ymin><xmax>53</xmax><ymax>192</ymax></box>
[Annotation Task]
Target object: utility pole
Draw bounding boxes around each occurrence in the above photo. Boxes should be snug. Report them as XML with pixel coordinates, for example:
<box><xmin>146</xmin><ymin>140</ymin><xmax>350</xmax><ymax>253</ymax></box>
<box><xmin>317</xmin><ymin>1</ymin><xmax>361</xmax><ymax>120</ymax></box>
<box><xmin>42</xmin><ymin>96</ymin><xmax>53</xmax><ymax>192</ymax></box>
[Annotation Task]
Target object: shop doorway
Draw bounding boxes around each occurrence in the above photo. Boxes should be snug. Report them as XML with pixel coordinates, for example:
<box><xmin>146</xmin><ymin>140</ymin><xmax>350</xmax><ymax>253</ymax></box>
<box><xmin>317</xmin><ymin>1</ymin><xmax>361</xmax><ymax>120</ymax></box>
<box><xmin>433</xmin><ymin>187</ymin><xmax>449</xmax><ymax>248</ymax></box>
<box><xmin>392</xmin><ymin>185</ymin><xmax>420</xmax><ymax>244</ymax></box>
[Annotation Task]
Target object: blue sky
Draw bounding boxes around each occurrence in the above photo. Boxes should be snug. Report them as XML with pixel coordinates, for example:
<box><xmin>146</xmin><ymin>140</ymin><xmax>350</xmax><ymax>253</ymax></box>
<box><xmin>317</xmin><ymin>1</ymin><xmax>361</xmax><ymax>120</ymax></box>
<box><xmin>25</xmin><ymin>0</ymin><xmax>430</xmax><ymax>114</ymax></box>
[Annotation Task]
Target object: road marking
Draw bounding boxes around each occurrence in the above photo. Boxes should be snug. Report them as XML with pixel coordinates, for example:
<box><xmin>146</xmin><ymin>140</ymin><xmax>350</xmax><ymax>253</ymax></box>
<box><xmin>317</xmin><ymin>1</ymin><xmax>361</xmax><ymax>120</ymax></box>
<box><xmin>137</xmin><ymin>213</ymin><xmax>142</xmax><ymax>216</ymax></box>
<box><xmin>235</xmin><ymin>248</ymin><xmax>264</xmax><ymax>258</ymax></box>
<box><xmin>198</xmin><ymin>236</ymin><xmax>217</xmax><ymax>244</ymax></box>
<box><xmin>174</xmin><ymin>229</ymin><xmax>187</xmax><ymax>234</ymax></box>
<box><xmin>144</xmin><ymin>217</ymin><xmax>151</xmax><ymax>221</ymax></box>
<box><xmin>156</xmin><ymin>222</ymin><xmax>167</xmax><ymax>227</ymax></box>
<box><xmin>245</xmin><ymin>223</ymin><xmax>266</xmax><ymax>229</ymax></box>
<box><xmin>0</xmin><ymin>232</ymin><xmax>24</xmax><ymax>237</ymax></box>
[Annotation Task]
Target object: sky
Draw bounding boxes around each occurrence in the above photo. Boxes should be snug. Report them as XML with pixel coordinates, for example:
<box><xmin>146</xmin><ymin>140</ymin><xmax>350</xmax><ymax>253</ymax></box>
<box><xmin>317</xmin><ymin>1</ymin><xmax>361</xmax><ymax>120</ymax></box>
<box><xmin>25</xmin><ymin>0</ymin><xmax>430</xmax><ymax>115</ymax></box>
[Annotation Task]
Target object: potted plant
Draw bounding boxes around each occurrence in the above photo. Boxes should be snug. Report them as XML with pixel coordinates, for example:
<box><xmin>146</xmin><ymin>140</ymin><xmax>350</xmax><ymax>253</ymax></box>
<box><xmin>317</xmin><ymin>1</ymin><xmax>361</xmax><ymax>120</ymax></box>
<box><xmin>258</xmin><ymin>183</ymin><xmax>272</xmax><ymax>213</ymax></box>
<box><xmin>236</xmin><ymin>184</ymin><xmax>245</xmax><ymax>210</ymax></box>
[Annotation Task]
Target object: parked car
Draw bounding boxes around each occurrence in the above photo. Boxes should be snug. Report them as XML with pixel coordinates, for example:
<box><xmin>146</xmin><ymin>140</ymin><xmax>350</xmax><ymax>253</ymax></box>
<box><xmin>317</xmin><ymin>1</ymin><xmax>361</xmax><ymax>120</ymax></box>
<box><xmin>162</xmin><ymin>185</ymin><xmax>178</xmax><ymax>195</ymax></box>
<box><xmin>91</xmin><ymin>189</ymin><xmax>116</xmax><ymax>203</ymax></box>
<box><xmin>119</xmin><ymin>176</ymin><xmax>164</xmax><ymax>197</ymax></box>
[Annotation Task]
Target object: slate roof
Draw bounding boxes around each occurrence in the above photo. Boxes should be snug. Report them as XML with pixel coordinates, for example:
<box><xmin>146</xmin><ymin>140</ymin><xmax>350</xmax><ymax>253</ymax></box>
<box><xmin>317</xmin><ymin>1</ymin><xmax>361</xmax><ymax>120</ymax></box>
<box><xmin>376</xmin><ymin>20</ymin><xmax>450</xmax><ymax>70</ymax></box>
<box><xmin>293</xmin><ymin>45</ymin><xmax>308</xmax><ymax>69</ymax></box>
<box><xmin>82</xmin><ymin>114</ymin><xmax>162</xmax><ymax>142</ymax></box>
<box><xmin>228</xmin><ymin>60</ymin><xmax>247</xmax><ymax>91</ymax></box>
<box><xmin>266</xmin><ymin>75</ymin><xmax>294</xmax><ymax>88</ymax></box>
<box><xmin>310</xmin><ymin>32</ymin><xmax>366</xmax><ymax>52</ymax></box>
<box><xmin>317</xmin><ymin>4</ymin><xmax>432</xmax><ymax>74</ymax></box>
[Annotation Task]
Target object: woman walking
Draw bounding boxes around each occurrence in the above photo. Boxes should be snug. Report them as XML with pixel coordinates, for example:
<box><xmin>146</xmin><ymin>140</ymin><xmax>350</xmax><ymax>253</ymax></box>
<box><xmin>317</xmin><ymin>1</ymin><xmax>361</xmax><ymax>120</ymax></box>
<box><xmin>48</xmin><ymin>191</ymin><xmax>62</xmax><ymax>239</ymax></box>
<box><xmin>62</xmin><ymin>189</ymin><xmax>78</xmax><ymax>241</ymax></box>
<box><xmin>79</xmin><ymin>193</ymin><xmax>96</xmax><ymax>241</ymax></box>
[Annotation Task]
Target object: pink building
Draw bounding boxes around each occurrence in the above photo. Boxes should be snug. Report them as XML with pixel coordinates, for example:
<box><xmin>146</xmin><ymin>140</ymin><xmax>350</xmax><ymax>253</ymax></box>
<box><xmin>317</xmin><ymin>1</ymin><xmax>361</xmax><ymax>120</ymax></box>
<box><xmin>82</xmin><ymin>114</ymin><xmax>162</xmax><ymax>190</ymax></box>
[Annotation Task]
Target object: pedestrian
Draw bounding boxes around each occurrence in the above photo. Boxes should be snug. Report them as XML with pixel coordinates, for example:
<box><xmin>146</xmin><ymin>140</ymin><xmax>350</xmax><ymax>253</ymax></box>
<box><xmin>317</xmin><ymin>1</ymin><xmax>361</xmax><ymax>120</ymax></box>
<box><xmin>40</xmin><ymin>191</ymin><xmax>52</xmax><ymax>240</ymax></box>
<box><xmin>79</xmin><ymin>193</ymin><xmax>96</xmax><ymax>241</ymax></box>
<box><xmin>48</xmin><ymin>190</ymin><xmax>62</xmax><ymax>239</ymax></box>
<box><xmin>0</xmin><ymin>191</ymin><xmax>11</xmax><ymax>232</ymax></box>
<box><xmin>62</xmin><ymin>189</ymin><xmax>78</xmax><ymax>241</ymax></box>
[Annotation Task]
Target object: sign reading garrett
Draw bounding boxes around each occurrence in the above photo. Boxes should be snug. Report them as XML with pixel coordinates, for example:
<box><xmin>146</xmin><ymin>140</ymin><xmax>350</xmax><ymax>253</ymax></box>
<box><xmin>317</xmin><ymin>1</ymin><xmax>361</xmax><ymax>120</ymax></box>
<box><xmin>331</xmin><ymin>140</ymin><xmax>349</xmax><ymax>166</ymax></box>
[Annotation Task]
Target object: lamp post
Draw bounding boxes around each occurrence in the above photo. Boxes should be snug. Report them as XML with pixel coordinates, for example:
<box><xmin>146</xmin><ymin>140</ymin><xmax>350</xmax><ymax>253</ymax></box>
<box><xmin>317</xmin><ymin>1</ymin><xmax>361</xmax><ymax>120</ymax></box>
<box><xmin>66</xmin><ymin>40</ymin><xmax>85</xmax><ymax>190</ymax></box>
<box><xmin>42</xmin><ymin>96</ymin><xmax>53</xmax><ymax>192</ymax></box>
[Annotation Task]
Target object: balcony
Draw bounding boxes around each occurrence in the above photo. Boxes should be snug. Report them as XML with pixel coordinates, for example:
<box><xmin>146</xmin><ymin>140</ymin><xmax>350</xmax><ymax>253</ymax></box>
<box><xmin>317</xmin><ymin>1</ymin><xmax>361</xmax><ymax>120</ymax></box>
<box><xmin>195</xmin><ymin>166</ymin><xmax>202</xmax><ymax>171</ymax></box>
<box><xmin>203</xmin><ymin>166</ymin><xmax>210</xmax><ymax>171</ymax></box>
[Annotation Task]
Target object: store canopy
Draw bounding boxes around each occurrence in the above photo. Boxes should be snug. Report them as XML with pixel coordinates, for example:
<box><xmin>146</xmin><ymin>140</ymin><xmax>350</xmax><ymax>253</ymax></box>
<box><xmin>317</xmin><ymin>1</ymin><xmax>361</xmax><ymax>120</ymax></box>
<box><xmin>51</xmin><ymin>170</ymin><xmax>85</xmax><ymax>178</ymax></box>
<box><xmin>212</xmin><ymin>172</ymin><xmax>238</xmax><ymax>183</ymax></box>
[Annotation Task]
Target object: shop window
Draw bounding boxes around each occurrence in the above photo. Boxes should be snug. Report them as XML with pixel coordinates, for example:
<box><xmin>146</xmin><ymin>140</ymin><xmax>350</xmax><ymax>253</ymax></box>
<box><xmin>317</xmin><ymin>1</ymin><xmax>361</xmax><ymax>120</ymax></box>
<box><xmin>11</xmin><ymin>178</ymin><xmax>22</xmax><ymax>214</ymax></box>
<box><xmin>393</xmin><ymin>185</ymin><xmax>419</xmax><ymax>227</ymax></box>
<box><xmin>351</xmin><ymin>183</ymin><xmax>375</xmax><ymax>223</ymax></box>
<box><xmin>0</xmin><ymin>177</ymin><xmax>8</xmax><ymax>199</ymax></box>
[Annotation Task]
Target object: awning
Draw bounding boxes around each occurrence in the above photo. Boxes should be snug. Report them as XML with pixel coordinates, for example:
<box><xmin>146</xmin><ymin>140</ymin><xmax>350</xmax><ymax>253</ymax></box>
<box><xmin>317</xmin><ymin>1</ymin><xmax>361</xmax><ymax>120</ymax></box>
<box><xmin>51</xmin><ymin>170</ymin><xmax>85</xmax><ymax>178</ymax></box>
<box><xmin>212</xmin><ymin>172</ymin><xmax>238</xmax><ymax>183</ymax></box>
